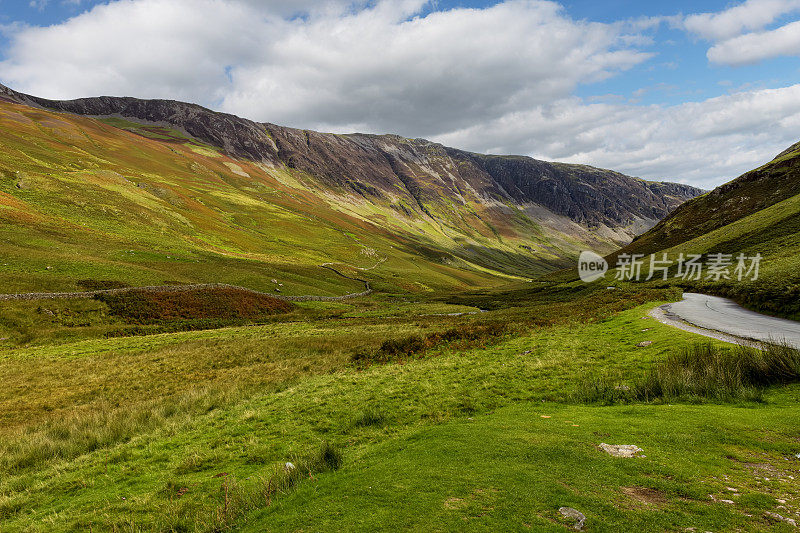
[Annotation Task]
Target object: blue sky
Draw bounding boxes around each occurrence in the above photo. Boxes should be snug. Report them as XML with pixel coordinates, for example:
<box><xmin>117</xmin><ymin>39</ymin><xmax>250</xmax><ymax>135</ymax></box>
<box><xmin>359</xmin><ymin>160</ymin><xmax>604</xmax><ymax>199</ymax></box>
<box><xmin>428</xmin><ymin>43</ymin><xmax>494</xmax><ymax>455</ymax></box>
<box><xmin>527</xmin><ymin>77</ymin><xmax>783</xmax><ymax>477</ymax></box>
<box><xmin>1</xmin><ymin>0</ymin><xmax>799</xmax><ymax>187</ymax></box>
<box><xmin>5</xmin><ymin>0</ymin><xmax>796</xmax><ymax>106</ymax></box>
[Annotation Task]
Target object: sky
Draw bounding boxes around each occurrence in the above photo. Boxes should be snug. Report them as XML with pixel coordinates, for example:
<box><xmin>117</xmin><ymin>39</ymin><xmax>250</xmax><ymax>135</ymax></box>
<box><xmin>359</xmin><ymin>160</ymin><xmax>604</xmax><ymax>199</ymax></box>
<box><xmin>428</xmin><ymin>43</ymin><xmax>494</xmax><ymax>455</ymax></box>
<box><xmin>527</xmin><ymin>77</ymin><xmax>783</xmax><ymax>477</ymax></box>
<box><xmin>1</xmin><ymin>1</ymin><xmax>800</xmax><ymax>188</ymax></box>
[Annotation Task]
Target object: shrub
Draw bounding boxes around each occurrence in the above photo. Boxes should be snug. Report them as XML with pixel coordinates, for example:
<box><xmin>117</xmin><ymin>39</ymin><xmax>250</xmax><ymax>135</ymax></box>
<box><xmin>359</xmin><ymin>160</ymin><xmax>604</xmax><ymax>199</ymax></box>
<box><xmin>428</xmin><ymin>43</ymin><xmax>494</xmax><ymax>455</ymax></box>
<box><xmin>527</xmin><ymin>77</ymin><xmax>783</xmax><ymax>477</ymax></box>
<box><xmin>351</xmin><ymin>322</ymin><xmax>508</xmax><ymax>366</ymax></box>
<box><xmin>95</xmin><ymin>287</ymin><xmax>294</xmax><ymax>324</ymax></box>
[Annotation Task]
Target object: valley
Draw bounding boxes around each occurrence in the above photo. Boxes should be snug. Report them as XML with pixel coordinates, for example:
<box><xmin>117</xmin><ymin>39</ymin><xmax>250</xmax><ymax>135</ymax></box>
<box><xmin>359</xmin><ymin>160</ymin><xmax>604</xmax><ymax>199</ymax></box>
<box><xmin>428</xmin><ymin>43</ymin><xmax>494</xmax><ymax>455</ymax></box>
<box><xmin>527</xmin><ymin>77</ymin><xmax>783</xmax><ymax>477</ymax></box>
<box><xmin>0</xmin><ymin>85</ymin><xmax>798</xmax><ymax>532</ymax></box>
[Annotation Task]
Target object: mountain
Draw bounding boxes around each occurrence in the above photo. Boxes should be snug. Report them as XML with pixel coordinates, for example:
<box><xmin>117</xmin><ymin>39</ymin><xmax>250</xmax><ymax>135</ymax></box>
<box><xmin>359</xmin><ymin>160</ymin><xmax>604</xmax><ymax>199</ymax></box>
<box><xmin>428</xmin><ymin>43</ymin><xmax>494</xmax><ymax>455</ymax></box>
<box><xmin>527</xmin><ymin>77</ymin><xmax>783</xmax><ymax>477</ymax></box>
<box><xmin>0</xmin><ymin>83</ymin><xmax>700</xmax><ymax>294</ymax></box>
<box><xmin>614</xmin><ymin>140</ymin><xmax>800</xmax><ymax>319</ymax></box>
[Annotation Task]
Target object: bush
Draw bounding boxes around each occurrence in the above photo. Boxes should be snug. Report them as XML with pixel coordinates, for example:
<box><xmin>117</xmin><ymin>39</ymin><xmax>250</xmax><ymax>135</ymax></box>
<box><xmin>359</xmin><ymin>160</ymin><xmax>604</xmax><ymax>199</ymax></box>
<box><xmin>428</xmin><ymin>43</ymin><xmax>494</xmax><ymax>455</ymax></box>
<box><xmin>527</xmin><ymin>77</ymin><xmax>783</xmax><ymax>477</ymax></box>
<box><xmin>95</xmin><ymin>287</ymin><xmax>294</xmax><ymax>324</ymax></box>
<box><xmin>352</xmin><ymin>322</ymin><xmax>508</xmax><ymax>366</ymax></box>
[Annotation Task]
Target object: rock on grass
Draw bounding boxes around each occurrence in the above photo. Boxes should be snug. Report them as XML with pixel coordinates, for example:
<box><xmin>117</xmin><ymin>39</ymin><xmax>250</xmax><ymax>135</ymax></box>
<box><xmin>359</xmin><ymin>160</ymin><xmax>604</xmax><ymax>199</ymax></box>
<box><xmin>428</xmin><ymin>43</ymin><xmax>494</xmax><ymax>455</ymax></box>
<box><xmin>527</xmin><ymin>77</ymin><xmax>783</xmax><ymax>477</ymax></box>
<box><xmin>599</xmin><ymin>443</ymin><xmax>644</xmax><ymax>458</ymax></box>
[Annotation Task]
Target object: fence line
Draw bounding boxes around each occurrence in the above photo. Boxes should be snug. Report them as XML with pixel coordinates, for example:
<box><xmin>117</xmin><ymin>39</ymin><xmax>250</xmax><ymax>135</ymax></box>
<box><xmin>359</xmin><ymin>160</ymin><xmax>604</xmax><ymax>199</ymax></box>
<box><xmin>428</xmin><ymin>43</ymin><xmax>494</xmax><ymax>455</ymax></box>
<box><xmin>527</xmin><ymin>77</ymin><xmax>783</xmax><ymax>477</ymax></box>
<box><xmin>0</xmin><ymin>266</ymin><xmax>372</xmax><ymax>303</ymax></box>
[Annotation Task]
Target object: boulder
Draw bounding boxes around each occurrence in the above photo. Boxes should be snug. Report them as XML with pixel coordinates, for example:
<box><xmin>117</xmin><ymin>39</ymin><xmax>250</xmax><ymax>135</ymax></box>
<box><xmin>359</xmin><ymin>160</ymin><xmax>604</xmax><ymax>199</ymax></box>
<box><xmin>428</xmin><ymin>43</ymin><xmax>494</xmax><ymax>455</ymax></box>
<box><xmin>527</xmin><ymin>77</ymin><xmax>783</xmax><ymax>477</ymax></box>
<box><xmin>559</xmin><ymin>507</ymin><xmax>586</xmax><ymax>530</ymax></box>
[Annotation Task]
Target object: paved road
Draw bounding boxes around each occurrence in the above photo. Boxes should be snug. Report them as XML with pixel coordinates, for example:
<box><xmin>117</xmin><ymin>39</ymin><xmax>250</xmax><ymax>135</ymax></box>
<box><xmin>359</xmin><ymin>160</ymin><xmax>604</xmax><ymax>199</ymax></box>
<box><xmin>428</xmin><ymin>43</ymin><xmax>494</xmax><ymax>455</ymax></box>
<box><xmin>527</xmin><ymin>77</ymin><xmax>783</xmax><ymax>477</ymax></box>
<box><xmin>663</xmin><ymin>293</ymin><xmax>800</xmax><ymax>348</ymax></box>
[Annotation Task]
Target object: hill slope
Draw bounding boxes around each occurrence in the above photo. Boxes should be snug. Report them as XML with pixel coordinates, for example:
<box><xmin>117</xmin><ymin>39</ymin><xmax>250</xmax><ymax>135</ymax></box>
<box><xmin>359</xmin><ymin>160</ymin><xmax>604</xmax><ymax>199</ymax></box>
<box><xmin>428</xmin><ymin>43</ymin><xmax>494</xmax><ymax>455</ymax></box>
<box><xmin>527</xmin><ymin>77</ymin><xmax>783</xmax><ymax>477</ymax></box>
<box><xmin>615</xmin><ymin>141</ymin><xmax>800</xmax><ymax>318</ymax></box>
<box><xmin>0</xmin><ymin>84</ymin><xmax>700</xmax><ymax>294</ymax></box>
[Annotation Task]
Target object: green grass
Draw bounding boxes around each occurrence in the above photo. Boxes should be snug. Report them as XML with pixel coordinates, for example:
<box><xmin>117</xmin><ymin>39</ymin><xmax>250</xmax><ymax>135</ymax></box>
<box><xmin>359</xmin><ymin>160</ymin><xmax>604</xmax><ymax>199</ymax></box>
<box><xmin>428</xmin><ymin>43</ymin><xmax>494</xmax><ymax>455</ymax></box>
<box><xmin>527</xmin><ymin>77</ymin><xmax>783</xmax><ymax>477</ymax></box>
<box><xmin>575</xmin><ymin>342</ymin><xmax>800</xmax><ymax>404</ymax></box>
<box><xmin>1</xmin><ymin>99</ymin><xmax>799</xmax><ymax>532</ymax></box>
<box><xmin>1</xmin><ymin>289</ymin><xmax>798</xmax><ymax>531</ymax></box>
<box><xmin>244</xmin><ymin>396</ymin><xmax>800</xmax><ymax>532</ymax></box>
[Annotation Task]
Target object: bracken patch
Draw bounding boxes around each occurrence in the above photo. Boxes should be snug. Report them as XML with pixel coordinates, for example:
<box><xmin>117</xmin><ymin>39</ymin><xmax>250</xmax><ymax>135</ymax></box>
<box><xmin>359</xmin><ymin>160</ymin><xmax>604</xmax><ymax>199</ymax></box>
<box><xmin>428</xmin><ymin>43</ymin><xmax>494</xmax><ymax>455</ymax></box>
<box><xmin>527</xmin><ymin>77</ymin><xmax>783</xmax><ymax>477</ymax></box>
<box><xmin>95</xmin><ymin>287</ymin><xmax>294</xmax><ymax>324</ymax></box>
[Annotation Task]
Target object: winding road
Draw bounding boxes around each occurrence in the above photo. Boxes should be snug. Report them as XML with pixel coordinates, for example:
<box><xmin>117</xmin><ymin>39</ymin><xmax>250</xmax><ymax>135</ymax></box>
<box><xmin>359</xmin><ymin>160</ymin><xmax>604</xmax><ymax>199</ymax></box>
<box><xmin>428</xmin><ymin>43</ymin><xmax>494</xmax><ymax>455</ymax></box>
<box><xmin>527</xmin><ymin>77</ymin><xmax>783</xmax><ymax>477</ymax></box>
<box><xmin>653</xmin><ymin>293</ymin><xmax>800</xmax><ymax>349</ymax></box>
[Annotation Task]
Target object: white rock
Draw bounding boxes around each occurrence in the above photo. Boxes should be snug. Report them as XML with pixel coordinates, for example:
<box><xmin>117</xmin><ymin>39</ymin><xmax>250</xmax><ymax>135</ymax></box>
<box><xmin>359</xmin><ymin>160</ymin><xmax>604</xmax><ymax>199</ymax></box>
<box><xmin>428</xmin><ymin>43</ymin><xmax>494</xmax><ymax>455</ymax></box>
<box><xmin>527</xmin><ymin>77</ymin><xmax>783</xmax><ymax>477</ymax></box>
<box><xmin>765</xmin><ymin>511</ymin><xmax>797</xmax><ymax>527</ymax></box>
<box><xmin>559</xmin><ymin>507</ymin><xmax>586</xmax><ymax>530</ymax></box>
<box><xmin>599</xmin><ymin>443</ymin><xmax>643</xmax><ymax>458</ymax></box>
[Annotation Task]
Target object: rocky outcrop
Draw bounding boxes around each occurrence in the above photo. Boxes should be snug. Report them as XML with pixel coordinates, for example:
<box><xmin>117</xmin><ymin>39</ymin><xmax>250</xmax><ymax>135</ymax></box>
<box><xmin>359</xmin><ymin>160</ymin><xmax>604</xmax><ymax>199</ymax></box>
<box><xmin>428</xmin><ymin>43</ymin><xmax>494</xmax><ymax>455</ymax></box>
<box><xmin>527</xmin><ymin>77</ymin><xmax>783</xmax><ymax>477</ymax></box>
<box><xmin>455</xmin><ymin>151</ymin><xmax>700</xmax><ymax>226</ymax></box>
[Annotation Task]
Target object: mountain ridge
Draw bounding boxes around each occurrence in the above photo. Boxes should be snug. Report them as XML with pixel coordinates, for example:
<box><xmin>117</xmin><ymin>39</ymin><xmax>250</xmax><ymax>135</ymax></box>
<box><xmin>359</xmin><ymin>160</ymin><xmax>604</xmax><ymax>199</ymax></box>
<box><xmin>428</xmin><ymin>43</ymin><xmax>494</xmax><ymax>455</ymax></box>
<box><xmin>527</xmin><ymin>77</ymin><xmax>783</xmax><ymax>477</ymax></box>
<box><xmin>0</xmin><ymin>83</ymin><xmax>700</xmax><ymax>233</ymax></box>
<box><xmin>0</xmin><ymin>82</ymin><xmax>704</xmax><ymax>296</ymax></box>
<box><xmin>615</xmin><ymin>139</ymin><xmax>800</xmax><ymax>259</ymax></box>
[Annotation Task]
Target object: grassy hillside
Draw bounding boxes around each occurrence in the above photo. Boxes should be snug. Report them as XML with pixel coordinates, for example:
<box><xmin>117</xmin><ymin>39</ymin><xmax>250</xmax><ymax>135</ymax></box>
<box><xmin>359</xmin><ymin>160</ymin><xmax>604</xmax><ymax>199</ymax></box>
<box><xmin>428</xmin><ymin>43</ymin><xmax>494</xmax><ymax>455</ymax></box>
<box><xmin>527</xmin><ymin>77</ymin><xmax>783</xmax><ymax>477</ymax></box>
<box><xmin>0</xmin><ymin>98</ymin><xmax>518</xmax><ymax>296</ymax></box>
<box><xmin>618</xmin><ymin>142</ymin><xmax>800</xmax><ymax>257</ymax></box>
<box><xmin>607</xmin><ymin>141</ymin><xmax>800</xmax><ymax>319</ymax></box>
<box><xmin>0</xmin><ymin>86</ymin><xmax>703</xmax><ymax>299</ymax></box>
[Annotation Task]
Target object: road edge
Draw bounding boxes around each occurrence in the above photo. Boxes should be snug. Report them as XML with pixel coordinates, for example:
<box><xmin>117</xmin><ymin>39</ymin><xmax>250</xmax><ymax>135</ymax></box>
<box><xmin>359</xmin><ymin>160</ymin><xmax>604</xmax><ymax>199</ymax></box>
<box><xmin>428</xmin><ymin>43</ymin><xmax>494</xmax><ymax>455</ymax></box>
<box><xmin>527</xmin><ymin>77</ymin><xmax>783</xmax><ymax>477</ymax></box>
<box><xmin>648</xmin><ymin>303</ymin><xmax>764</xmax><ymax>349</ymax></box>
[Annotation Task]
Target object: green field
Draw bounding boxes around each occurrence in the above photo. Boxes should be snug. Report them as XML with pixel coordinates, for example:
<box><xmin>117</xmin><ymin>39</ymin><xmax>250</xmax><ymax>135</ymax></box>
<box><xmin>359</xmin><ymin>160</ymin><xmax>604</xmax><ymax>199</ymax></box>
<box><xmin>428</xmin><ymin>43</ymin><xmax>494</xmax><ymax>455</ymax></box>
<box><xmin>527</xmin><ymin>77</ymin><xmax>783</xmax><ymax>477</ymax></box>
<box><xmin>1</xmin><ymin>284</ymin><xmax>798</xmax><ymax>531</ymax></box>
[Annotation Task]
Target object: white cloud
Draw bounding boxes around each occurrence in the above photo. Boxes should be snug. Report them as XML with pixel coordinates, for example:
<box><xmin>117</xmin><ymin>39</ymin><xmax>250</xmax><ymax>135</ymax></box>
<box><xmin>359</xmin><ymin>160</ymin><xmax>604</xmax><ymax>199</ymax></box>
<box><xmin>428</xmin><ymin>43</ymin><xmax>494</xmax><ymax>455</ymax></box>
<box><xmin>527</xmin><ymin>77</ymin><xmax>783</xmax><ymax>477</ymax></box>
<box><xmin>434</xmin><ymin>85</ymin><xmax>800</xmax><ymax>189</ymax></box>
<box><xmin>683</xmin><ymin>0</ymin><xmax>800</xmax><ymax>41</ymax></box>
<box><xmin>220</xmin><ymin>0</ymin><xmax>650</xmax><ymax>136</ymax></box>
<box><xmin>682</xmin><ymin>0</ymin><xmax>800</xmax><ymax>65</ymax></box>
<box><xmin>707</xmin><ymin>20</ymin><xmax>800</xmax><ymax>64</ymax></box>
<box><xmin>236</xmin><ymin>0</ymin><xmax>375</xmax><ymax>18</ymax></box>
<box><xmin>0</xmin><ymin>0</ymin><xmax>798</xmax><ymax>189</ymax></box>
<box><xmin>1</xmin><ymin>0</ymin><xmax>269</xmax><ymax>103</ymax></box>
<box><xmin>0</xmin><ymin>0</ymin><xmax>651</xmax><ymax>137</ymax></box>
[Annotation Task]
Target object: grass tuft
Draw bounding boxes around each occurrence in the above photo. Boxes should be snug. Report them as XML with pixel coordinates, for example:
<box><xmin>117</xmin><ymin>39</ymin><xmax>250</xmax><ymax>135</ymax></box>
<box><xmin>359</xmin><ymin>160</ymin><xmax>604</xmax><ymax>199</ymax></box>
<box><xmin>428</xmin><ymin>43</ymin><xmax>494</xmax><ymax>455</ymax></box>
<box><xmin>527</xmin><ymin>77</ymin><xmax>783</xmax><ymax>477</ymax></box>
<box><xmin>352</xmin><ymin>405</ymin><xmax>387</xmax><ymax>428</ymax></box>
<box><xmin>575</xmin><ymin>342</ymin><xmax>800</xmax><ymax>404</ymax></box>
<box><xmin>0</xmin><ymin>387</ymin><xmax>240</xmax><ymax>474</ymax></box>
<box><xmin>202</xmin><ymin>441</ymin><xmax>344</xmax><ymax>531</ymax></box>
